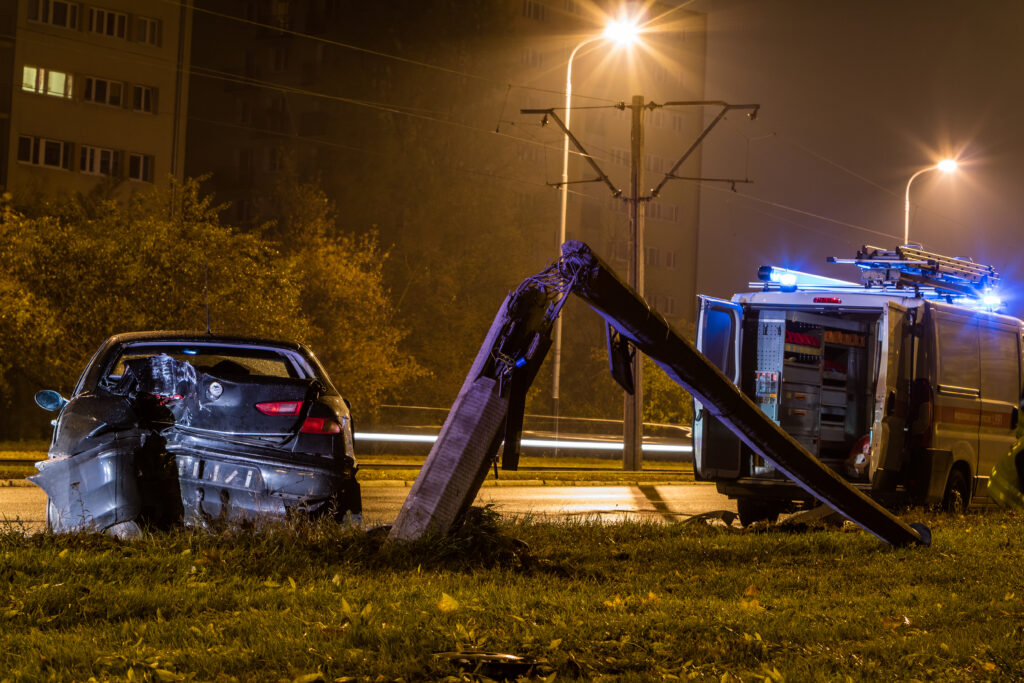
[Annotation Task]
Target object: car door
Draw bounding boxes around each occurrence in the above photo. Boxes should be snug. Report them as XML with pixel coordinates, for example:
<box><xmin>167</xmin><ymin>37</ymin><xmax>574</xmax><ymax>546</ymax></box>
<box><xmin>694</xmin><ymin>296</ymin><xmax>743</xmax><ymax>479</ymax></box>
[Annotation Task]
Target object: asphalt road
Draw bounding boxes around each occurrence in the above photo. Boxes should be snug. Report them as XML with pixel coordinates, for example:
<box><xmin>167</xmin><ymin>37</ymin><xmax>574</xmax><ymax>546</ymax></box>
<box><xmin>0</xmin><ymin>482</ymin><xmax>736</xmax><ymax>533</ymax></box>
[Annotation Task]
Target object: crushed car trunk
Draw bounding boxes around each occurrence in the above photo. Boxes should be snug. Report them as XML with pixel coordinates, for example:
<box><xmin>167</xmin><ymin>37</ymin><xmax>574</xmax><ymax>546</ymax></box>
<box><xmin>32</xmin><ymin>354</ymin><xmax>354</xmax><ymax>535</ymax></box>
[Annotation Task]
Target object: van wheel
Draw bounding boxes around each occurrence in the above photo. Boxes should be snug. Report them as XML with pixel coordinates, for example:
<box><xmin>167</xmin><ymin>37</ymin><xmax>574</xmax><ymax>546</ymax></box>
<box><xmin>736</xmin><ymin>497</ymin><xmax>781</xmax><ymax>526</ymax></box>
<box><xmin>942</xmin><ymin>469</ymin><xmax>970</xmax><ymax>513</ymax></box>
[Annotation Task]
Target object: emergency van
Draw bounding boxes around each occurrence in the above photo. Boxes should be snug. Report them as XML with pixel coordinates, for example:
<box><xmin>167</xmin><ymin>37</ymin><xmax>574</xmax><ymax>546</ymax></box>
<box><xmin>694</xmin><ymin>245</ymin><xmax>1023</xmax><ymax>525</ymax></box>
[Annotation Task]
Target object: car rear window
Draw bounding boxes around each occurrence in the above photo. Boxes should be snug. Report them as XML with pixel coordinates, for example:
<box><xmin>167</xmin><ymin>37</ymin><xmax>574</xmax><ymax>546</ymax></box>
<box><xmin>105</xmin><ymin>346</ymin><xmax>302</xmax><ymax>383</ymax></box>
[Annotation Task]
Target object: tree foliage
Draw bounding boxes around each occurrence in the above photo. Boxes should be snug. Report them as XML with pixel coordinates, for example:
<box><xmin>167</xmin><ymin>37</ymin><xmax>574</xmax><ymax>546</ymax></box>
<box><xmin>0</xmin><ymin>179</ymin><xmax>421</xmax><ymax>438</ymax></box>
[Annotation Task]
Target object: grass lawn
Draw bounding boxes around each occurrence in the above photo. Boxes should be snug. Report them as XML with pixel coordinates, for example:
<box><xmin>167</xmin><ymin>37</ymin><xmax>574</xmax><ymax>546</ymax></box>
<box><xmin>1</xmin><ymin>508</ymin><xmax>1022</xmax><ymax>682</ymax></box>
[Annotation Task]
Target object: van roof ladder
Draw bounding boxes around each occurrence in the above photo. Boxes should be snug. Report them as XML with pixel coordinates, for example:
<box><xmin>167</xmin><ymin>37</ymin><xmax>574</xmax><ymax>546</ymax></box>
<box><xmin>827</xmin><ymin>245</ymin><xmax>999</xmax><ymax>299</ymax></box>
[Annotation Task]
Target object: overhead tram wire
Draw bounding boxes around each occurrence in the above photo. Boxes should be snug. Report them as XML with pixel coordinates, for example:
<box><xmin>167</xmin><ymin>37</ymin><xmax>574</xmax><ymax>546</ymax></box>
<box><xmin>189</xmin><ymin>115</ymin><xmax>557</xmax><ymax>194</ymax></box>
<box><xmin>154</xmin><ymin>0</ymin><xmax>619</xmax><ymax>106</ymax></box>
<box><xmin>17</xmin><ymin>30</ymin><xmax>609</xmax><ymax>180</ymax></box>
<box><xmin>718</xmin><ymin>116</ymin><xmax>973</xmax><ymax>233</ymax></box>
<box><xmin>695</xmin><ymin>178</ymin><xmax>898</xmax><ymax>242</ymax></box>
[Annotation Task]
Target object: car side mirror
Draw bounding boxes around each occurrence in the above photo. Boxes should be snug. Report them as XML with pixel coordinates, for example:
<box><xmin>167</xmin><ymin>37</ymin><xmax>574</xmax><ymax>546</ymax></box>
<box><xmin>35</xmin><ymin>390</ymin><xmax>68</xmax><ymax>412</ymax></box>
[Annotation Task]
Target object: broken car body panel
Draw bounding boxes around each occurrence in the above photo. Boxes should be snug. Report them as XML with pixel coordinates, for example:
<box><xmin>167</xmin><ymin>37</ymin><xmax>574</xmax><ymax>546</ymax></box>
<box><xmin>32</xmin><ymin>332</ymin><xmax>361</xmax><ymax>534</ymax></box>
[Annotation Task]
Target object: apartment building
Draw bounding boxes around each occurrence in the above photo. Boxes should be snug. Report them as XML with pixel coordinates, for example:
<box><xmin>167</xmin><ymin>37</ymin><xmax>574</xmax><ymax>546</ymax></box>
<box><xmin>186</xmin><ymin>0</ymin><xmax>707</xmax><ymax>321</ymax></box>
<box><xmin>4</xmin><ymin>0</ymin><xmax>191</xmax><ymax>196</ymax></box>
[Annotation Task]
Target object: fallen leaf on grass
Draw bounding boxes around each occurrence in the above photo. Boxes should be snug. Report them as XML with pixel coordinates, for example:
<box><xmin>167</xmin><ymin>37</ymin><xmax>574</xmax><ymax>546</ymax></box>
<box><xmin>603</xmin><ymin>595</ymin><xmax>625</xmax><ymax>610</ymax></box>
<box><xmin>743</xmin><ymin>585</ymin><xmax>759</xmax><ymax>597</ymax></box>
<box><xmin>740</xmin><ymin>599</ymin><xmax>764</xmax><ymax>612</ymax></box>
<box><xmin>437</xmin><ymin>592</ymin><xmax>459</xmax><ymax>613</ymax></box>
<box><xmin>880</xmin><ymin>615</ymin><xmax>911</xmax><ymax>629</ymax></box>
<box><xmin>292</xmin><ymin>673</ymin><xmax>326</xmax><ymax>683</ymax></box>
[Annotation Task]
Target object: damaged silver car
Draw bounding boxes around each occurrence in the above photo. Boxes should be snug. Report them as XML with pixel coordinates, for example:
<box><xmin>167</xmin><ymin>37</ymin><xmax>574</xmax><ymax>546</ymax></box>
<box><xmin>32</xmin><ymin>331</ymin><xmax>361</xmax><ymax>537</ymax></box>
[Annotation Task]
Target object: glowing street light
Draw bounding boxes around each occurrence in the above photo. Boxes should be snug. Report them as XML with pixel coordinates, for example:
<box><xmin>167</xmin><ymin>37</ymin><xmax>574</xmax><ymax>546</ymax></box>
<box><xmin>552</xmin><ymin>16</ymin><xmax>641</xmax><ymax>419</ymax></box>
<box><xmin>904</xmin><ymin>158</ymin><xmax>958</xmax><ymax>246</ymax></box>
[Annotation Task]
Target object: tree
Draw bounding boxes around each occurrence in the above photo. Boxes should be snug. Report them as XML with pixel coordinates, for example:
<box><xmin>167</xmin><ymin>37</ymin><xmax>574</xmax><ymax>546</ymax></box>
<box><xmin>253</xmin><ymin>175</ymin><xmax>425</xmax><ymax>416</ymax></box>
<box><xmin>0</xmin><ymin>178</ymin><xmax>420</xmax><ymax>439</ymax></box>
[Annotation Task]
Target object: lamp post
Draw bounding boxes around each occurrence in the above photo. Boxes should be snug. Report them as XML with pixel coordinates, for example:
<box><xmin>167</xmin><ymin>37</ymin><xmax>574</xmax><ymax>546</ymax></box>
<box><xmin>551</xmin><ymin>18</ymin><xmax>640</xmax><ymax>432</ymax></box>
<box><xmin>904</xmin><ymin>158</ymin><xmax>958</xmax><ymax>245</ymax></box>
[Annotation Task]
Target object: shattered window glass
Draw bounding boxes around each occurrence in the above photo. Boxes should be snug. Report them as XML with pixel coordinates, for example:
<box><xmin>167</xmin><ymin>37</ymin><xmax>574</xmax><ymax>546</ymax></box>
<box><xmin>106</xmin><ymin>347</ymin><xmax>299</xmax><ymax>384</ymax></box>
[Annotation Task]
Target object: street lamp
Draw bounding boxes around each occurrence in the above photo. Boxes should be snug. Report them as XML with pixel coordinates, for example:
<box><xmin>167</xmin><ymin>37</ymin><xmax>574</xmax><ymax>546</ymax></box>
<box><xmin>904</xmin><ymin>158</ymin><xmax>958</xmax><ymax>245</ymax></box>
<box><xmin>552</xmin><ymin>17</ymin><xmax>641</xmax><ymax>422</ymax></box>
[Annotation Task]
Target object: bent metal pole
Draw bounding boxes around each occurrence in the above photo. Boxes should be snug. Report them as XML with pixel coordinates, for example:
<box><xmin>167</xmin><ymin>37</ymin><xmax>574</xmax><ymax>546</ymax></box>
<box><xmin>559</xmin><ymin>240</ymin><xmax>929</xmax><ymax>547</ymax></box>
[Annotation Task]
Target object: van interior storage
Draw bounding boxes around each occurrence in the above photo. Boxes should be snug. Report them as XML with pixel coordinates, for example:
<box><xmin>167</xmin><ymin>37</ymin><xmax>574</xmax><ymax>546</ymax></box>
<box><xmin>744</xmin><ymin>307</ymin><xmax>880</xmax><ymax>480</ymax></box>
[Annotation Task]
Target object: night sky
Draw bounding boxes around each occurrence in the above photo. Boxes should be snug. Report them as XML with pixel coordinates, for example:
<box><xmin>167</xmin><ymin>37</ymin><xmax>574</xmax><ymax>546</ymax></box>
<box><xmin>690</xmin><ymin>0</ymin><xmax>1024</xmax><ymax>315</ymax></box>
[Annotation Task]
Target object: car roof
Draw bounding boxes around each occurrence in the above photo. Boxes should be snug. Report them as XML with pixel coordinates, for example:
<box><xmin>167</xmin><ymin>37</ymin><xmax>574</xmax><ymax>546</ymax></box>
<box><xmin>104</xmin><ymin>330</ymin><xmax>308</xmax><ymax>351</ymax></box>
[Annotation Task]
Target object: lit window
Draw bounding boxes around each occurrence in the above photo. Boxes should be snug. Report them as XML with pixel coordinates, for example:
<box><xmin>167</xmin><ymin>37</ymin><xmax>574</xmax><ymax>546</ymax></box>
<box><xmin>84</xmin><ymin>77</ymin><xmax>123</xmax><ymax>106</ymax></box>
<box><xmin>88</xmin><ymin>8</ymin><xmax>128</xmax><ymax>39</ymax></box>
<box><xmin>46</xmin><ymin>70</ymin><xmax>69</xmax><ymax>97</ymax></box>
<box><xmin>128</xmin><ymin>153</ymin><xmax>154</xmax><ymax>182</ymax></box>
<box><xmin>17</xmin><ymin>135</ymin><xmax>72</xmax><ymax>169</ymax></box>
<box><xmin>136</xmin><ymin>17</ymin><xmax>161</xmax><ymax>46</ymax></box>
<box><xmin>80</xmin><ymin>145</ymin><xmax>119</xmax><ymax>176</ymax></box>
<box><xmin>21</xmin><ymin>65</ymin><xmax>73</xmax><ymax>99</ymax></box>
<box><xmin>27</xmin><ymin>0</ymin><xmax>79</xmax><ymax>29</ymax></box>
<box><xmin>21</xmin><ymin>66</ymin><xmax>39</xmax><ymax>92</ymax></box>
<box><xmin>132</xmin><ymin>85</ymin><xmax>156</xmax><ymax>113</ymax></box>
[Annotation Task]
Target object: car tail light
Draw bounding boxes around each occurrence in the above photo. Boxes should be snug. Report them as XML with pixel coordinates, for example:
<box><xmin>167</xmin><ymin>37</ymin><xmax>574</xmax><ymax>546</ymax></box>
<box><xmin>301</xmin><ymin>417</ymin><xmax>342</xmax><ymax>434</ymax></box>
<box><xmin>256</xmin><ymin>401</ymin><xmax>302</xmax><ymax>416</ymax></box>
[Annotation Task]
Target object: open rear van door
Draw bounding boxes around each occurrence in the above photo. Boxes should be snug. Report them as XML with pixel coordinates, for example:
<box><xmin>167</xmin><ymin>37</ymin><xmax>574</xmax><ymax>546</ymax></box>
<box><xmin>694</xmin><ymin>296</ymin><xmax>744</xmax><ymax>479</ymax></box>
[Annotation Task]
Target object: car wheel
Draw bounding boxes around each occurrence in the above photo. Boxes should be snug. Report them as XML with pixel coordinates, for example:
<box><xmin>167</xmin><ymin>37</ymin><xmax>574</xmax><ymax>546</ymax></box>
<box><xmin>736</xmin><ymin>497</ymin><xmax>782</xmax><ymax>527</ymax></box>
<box><xmin>942</xmin><ymin>468</ymin><xmax>970</xmax><ymax>513</ymax></box>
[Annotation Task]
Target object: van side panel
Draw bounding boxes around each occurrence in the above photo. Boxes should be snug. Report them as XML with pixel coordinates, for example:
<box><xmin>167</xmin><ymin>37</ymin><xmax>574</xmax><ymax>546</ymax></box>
<box><xmin>976</xmin><ymin>319</ymin><xmax>1021</xmax><ymax>500</ymax></box>
<box><xmin>930</xmin><ymin>307</ymin><xmax>980</xmax><ymax>481</ymax></box>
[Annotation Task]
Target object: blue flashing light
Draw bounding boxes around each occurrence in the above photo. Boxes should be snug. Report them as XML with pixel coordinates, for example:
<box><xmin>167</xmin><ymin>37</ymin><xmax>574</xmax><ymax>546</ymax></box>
<box><xmin>515</xmin><ymin>357</ymin><xmax>527</xmax><ymax>368</ymax></box>
<box><xmin>983</xmin><ymin>294</ymin><xmax>1002</xmax><ymax>307</ymax></box>
<box><xmin>182</xmin><ymin>349</ymin><xmax>199</xmax><ymax>355</ymax></box>
<box><xmin>758</xmin><ymin>266</ymin><xmax>858</xmax><ymax>289</ymax></box>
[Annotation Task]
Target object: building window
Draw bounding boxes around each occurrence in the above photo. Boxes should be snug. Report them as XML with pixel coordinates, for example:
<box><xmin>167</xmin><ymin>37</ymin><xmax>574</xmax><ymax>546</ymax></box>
<box><xmin>265</xmin><ymin>147</ymin><xmax>283</xmax><ymax>172</ymax></box>
<box><xmin>515</xmin><ymin>142</ymin><xmax>543</xmax><ymax>164</ymax></box>
<box><xmin>88</xmin><ymin>8</ymin><xmax>128</xmax><ymax>39</ymax></box>
<box><xmin>521</xmin><ymin>48</ymin><xmax>544</xmax><ymax>69</ymax></box>
<box><xmin>522</xmin><ymin>0</ymin><xmax>547</xmax><ymax>21</ymax></box>
<box><xmin>269</xmin><ymin>0</ymin><xmax>290</xmax><ymax>28</ymax></box>
<box><xmin>236</xmin><ymin>98</ymin><xmax>253</xmax><ymax>125</ymax></box>
<box><xmin>136</xmin><ymin>16</ymin><xmax>162</xmax><ymax>46</ymax></box>
<box><xmin>127</xmin><ymin>153</ymin><xmax>154</xmax><ymax>182</ymax></box>
<box><xmin>27</xmin><ymin>0</ymin><xmax>79</xmax><ymax>29</ymax></box>
<box><xmin>80</xmin><ymin>145</ymin><xmax>119</xmax><ymax>176</ymax></box>
<box><xmin>22</xmin><ymin>66</ymin><xmax>73</xmax><ymax>99</ymax></box>
<box><xmin>132</xmin><ymin>85</ymin><xmax>156</xmax><ymax>113</ymax></box>
<box><xmin>17</xmin><ymin>135</ymin><xmax>72</xmax><ymax>169</ymax></box>
<box><xmin>665</xmin><ymin>250</ymin><xmax>678</xmax><ymax>269</ymax></box>
<box><xmin>83</xmin><ymin>77</ymin><xmax>123</xmax><ymax>106</ymax></box>
<box><xmin>272</xmin><ymin>46</ymin><xmax>288</xmax><ymax>71</ymax></box>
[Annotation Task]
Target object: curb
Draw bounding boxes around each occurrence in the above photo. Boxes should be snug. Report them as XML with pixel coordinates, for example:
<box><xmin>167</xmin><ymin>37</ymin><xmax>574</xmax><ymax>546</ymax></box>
<box><xmin>358</xmin><ymin>478</ymin><xmax>703</xmax><ymax>488</ymax></box>
<box><xmin>1</xmin><ymin>479</ymin><xmax>37</xmax><ymax>488</ymax></box>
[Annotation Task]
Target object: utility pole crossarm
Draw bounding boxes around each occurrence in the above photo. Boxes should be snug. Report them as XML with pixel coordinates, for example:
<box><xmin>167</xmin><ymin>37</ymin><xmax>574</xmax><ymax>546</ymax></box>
<box><xmin>521</xmin><ymin>108</ymin><xmax>622</xmax><ymax>197</ymax></box>
<box><xmin>650</xmin><ymin>101</ymin><xmax>760</xmax><ymax>199</ymax></box>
